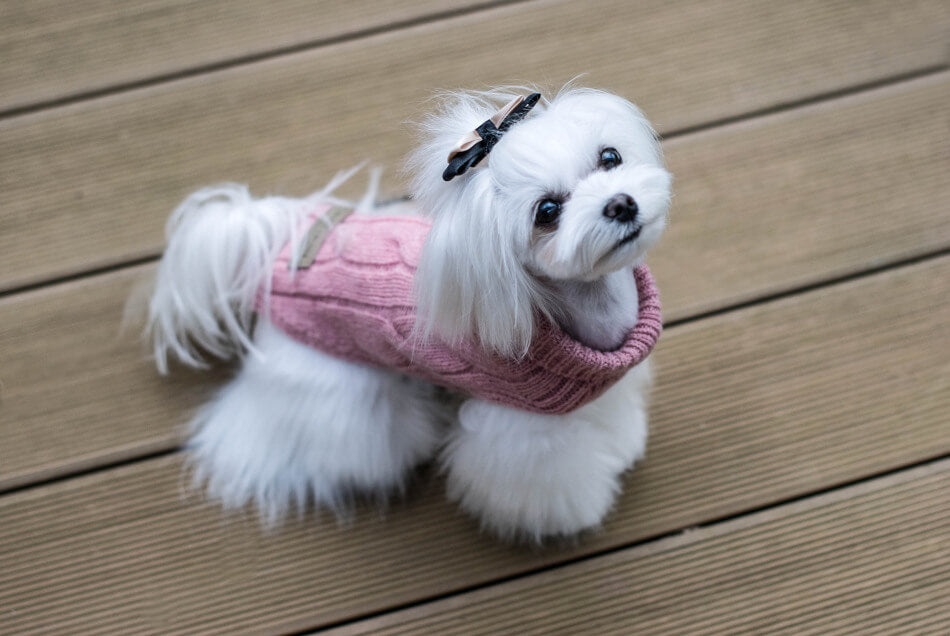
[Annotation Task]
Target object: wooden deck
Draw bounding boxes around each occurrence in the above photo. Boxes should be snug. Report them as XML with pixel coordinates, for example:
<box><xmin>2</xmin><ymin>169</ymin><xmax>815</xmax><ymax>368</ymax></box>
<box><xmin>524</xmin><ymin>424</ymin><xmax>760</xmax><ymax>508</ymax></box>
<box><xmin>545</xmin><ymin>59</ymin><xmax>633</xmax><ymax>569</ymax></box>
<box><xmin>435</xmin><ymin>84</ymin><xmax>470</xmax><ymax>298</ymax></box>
<box><xmin>1</xmin><ymin>1</ymin><xmax>948</xmax><ymax>633</ymax></box>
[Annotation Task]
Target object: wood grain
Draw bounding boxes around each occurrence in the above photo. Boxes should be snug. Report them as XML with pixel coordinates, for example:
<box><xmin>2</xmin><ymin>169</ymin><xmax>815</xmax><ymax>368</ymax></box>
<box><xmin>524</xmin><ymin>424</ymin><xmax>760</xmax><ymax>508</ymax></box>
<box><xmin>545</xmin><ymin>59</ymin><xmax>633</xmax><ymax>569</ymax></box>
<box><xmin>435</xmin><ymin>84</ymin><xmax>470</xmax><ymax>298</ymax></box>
<box><xmin>1</xmin><ymin>255</ymin><xmax>947</xmax><ymax>633</ymax></box>
<box><xmin>0</xmin><ymin>266</ymin><xmax>226</xmax><ymax>491</ymax></box>
<box><xmin>657</xmin><ymin>72</ymin><xmax>949</xmax><ymax>319</ymax></box>
<box><xmin>335</xmin><ymin>459</ymin><xmax>950</xmax><ymax>635</ymax></box>
<box><xmin>2</xmin><ymin>0</ymin><xmax>947</xmax><ymax>292</ymax></box>
<box><xmin>0</xmin><ymin>0</ymin><xmax>495</xmax><ymax>113</ymax></box>
<box><xmin>2</xmin><ymin>73</ymin><xmax>948</xmax><ymax>489</ymax></box>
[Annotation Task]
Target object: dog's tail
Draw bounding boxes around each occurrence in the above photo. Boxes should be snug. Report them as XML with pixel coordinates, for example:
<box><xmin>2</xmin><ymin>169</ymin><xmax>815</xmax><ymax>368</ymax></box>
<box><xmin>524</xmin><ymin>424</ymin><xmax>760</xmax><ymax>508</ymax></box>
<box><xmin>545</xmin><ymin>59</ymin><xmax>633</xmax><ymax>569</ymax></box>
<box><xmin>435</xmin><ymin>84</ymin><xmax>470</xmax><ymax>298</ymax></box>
<box><xmin>147</xmin><ymin>166</ymin><xmax>373</xmax><ymax>373</ymax></box>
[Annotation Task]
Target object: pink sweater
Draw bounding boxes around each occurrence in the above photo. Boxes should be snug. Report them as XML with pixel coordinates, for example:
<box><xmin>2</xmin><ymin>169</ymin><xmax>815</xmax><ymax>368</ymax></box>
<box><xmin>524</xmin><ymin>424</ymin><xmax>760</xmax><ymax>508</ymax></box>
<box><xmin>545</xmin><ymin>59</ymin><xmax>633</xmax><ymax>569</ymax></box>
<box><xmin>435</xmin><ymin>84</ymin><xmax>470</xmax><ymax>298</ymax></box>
<box><xmin>264</xmin><ymin>205</ymin><xmax>662</xmax><ymax>415</ymax></box>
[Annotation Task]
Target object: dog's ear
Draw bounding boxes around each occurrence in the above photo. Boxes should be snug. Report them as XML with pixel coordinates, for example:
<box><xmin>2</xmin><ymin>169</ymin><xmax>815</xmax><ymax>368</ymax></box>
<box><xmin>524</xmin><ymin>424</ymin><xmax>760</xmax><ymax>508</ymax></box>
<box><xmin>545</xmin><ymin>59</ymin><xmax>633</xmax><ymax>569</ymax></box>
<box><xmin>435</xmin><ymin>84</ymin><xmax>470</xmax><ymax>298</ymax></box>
<box><xmin>407</xmin><ymin>89</ymin><xmax>550</xmax><ymax>357</ymax></box>
<box><xmin>413</xmin><ymin>171</ymin><xmax>544</xmax><ymax>358</ymax></box>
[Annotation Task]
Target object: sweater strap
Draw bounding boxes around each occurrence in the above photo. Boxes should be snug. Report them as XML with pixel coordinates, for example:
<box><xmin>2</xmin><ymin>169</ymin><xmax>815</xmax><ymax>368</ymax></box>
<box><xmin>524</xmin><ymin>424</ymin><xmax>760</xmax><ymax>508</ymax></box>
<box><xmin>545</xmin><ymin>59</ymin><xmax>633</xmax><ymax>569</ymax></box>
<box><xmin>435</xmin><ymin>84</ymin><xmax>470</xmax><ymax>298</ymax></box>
<box><xmin>293</xmin><ymin>206</ymin><xmax>354</xmax><ymax>269</ymax></box>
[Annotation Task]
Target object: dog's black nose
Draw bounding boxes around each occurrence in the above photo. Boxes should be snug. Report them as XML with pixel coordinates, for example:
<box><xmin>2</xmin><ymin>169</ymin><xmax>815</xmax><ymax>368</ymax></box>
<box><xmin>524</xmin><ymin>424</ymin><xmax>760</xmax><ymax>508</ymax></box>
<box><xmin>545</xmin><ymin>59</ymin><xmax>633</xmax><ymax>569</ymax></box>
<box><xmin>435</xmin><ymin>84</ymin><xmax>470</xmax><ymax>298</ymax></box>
<box><xmin>603</xmin><ymin>193</ymin><xmax>638</xmax><ymax>223</ymax></box>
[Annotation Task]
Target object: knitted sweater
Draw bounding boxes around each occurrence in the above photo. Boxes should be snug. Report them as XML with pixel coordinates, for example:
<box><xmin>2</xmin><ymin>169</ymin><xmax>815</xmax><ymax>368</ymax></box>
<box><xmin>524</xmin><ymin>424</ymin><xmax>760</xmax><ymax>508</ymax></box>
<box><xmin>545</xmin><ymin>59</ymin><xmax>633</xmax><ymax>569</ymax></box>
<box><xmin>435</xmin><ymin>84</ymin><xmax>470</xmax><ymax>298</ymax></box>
<box><xmin>264</xmin><ymin>205</ymin><xmax>662</xmax><ymax>415</ymax></box>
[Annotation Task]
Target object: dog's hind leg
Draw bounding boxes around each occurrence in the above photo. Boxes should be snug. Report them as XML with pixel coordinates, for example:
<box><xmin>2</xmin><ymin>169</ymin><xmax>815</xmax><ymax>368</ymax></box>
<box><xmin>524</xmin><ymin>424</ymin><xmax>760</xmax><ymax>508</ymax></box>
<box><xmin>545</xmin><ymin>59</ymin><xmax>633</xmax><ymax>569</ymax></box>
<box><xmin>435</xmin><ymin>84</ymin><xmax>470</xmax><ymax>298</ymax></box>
<box><xmin>187</xmin><ymin>321</ymin><xmax>446</xmax><ymax>523</ymax></box>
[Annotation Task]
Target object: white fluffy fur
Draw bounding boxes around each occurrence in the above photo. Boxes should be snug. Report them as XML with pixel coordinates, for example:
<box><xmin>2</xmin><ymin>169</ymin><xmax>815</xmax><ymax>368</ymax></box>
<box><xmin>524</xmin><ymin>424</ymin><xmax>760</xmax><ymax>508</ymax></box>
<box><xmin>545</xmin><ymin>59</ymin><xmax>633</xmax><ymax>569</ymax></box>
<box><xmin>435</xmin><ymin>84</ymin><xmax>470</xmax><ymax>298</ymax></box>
<box><xmin>147</xmin><ymin>86</ymin><xmax>670</xmax><ymax>541</ymax></box>
<box><xmin>443</xmin><ymin>361</ymin><xmax>652</xmax><ymax>541</ymax></box>
<box><xmin>149</xmin><ymin>166</ymin><xmax>367</xmax><ymax>372</ymax></box>
<box><xmin>407</xmin><ymin>87</ymin><xmax>669</xmax><ymax>356</ymax></box>
<box><xmin>189</xmin><ymin>322</ymin><xmax>445</xmax><ymax>523</ymax></box>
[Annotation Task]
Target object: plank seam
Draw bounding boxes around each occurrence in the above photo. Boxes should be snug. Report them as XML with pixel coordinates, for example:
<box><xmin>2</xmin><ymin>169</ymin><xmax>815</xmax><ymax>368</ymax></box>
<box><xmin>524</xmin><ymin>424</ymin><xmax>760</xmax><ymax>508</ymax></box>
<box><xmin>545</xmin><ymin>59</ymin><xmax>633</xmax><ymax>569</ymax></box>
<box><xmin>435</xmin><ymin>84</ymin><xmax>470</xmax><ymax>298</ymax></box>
<box><xmin>0</xmin><ymin>446</ymin><xmax>181</xmax><ymax>499</ymax></box>
<box><xmin>0</xmin><ymin>254</ymin><xmax>159</xmax><ymax>301</ymax></box>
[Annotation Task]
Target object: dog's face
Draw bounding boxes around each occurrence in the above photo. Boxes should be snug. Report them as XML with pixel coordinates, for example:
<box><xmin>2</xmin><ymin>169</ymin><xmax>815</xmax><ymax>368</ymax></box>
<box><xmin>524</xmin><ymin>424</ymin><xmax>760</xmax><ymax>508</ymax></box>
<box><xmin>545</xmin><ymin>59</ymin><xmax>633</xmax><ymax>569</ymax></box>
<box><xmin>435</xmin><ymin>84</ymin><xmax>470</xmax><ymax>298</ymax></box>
<box><xmin>409</xmin><ymin>88</ymin><xmax>671</xmax><ymax>355</ymax></box>
<box><xmin>489</xmin><ymin>91</ymin><xmax>670</xmax><ymax>282</ymax></box>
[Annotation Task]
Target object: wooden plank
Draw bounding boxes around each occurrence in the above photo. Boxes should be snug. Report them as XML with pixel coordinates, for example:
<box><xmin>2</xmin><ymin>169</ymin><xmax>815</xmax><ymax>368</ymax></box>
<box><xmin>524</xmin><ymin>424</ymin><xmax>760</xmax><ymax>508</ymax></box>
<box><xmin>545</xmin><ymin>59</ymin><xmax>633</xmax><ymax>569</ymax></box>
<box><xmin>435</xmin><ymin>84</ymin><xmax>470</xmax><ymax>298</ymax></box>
<box><xmin>1</xmin><ymin>0</ymin><xmax>948</xmax><ymax>291</ymax></box>
<box><xmin>0</xmin><ymin>0</ymin><xmax>494</xmax><ymax>113</ymax></box>
<box><xmin>1</xmin><ymin>254</ymin><xmax>947</xmax><ymax>633</ymax></box>
<box><xmin>335</xmin><ymin>459</ymin><xmax>950</xmax><ymax>635</ymax></box>
<box><xmin>0</xmin><ymin>266</ymin><xmax>226</xmax><ymax>491</ymax></box>
<box><xmin>2</xmin><ymin>72</ymin><xmax>948</xmax><ymax>489</ymax></box>
<box><xmin>658</xmin><ymin>71</ymin><xmax>949</xmax><ymax>319</ymax></box>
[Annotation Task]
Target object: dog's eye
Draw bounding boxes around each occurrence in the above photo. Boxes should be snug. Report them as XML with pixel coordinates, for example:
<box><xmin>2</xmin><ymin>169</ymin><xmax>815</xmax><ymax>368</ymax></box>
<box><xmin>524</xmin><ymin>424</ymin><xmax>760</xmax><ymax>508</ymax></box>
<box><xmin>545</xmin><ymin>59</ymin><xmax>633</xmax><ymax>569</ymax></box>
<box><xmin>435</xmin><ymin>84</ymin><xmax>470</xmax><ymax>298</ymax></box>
<box><xmin>599</xmin><ymin>147</ymin><xmax>623</xmax><ymax>170</ymax></box>
<box><xmin>535</xmin><ymin>199</ymin><xmax>562</xmax><ymax>226</ymax></box>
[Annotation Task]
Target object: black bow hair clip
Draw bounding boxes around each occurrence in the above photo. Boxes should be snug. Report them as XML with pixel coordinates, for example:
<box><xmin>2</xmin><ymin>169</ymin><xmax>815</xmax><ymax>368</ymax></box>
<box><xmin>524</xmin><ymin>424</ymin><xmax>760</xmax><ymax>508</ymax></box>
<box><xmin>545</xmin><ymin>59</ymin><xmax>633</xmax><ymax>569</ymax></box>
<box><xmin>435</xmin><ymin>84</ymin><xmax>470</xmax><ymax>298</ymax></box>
<box><xmin>443</xmin><ymin>93</ymin><xmax>542</xmax><ymax>181</ymax></box>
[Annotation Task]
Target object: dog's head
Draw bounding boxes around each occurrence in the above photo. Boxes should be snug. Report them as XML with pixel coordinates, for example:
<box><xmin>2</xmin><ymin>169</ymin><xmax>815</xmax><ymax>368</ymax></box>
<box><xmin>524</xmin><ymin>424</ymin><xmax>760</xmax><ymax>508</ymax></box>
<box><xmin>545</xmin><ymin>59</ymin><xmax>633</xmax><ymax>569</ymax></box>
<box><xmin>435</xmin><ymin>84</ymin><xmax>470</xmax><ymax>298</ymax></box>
<box><xmin>407</xmin><ymin>87</ymin><xmax>671</xmax><ymax>356</ymax></box>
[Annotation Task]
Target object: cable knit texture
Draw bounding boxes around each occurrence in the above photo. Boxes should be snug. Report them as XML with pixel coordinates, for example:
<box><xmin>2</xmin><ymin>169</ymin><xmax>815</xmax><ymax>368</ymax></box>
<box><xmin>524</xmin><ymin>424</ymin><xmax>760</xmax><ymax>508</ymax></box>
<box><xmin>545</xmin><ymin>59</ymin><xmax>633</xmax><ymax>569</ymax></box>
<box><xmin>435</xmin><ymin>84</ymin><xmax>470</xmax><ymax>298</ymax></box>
<box><xmin>263</xmin><ymin>205</ymin><xmax>662</xmax><ymax>414</ymax></box>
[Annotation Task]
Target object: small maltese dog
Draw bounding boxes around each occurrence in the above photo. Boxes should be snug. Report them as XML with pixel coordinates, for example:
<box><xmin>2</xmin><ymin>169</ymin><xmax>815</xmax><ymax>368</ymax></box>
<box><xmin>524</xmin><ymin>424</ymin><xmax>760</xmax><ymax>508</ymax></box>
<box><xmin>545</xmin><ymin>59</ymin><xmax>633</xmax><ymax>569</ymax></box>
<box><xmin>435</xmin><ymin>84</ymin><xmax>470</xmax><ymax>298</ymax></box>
<box><xmin>147</xmin><ymin>86</ymin><xmax>671</xmax><ymax>541</ymax></box>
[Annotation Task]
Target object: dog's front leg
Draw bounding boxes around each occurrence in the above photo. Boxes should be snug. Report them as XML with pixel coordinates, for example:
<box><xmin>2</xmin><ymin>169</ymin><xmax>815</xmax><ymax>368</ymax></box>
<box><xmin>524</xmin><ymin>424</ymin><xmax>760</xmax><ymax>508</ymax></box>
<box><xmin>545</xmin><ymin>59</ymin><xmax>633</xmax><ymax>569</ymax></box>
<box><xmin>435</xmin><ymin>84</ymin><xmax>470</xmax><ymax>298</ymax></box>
<box><xmin>441</xmin><ymin>361</ymin><xmax>652</xmax><ymax>542</ymax></box>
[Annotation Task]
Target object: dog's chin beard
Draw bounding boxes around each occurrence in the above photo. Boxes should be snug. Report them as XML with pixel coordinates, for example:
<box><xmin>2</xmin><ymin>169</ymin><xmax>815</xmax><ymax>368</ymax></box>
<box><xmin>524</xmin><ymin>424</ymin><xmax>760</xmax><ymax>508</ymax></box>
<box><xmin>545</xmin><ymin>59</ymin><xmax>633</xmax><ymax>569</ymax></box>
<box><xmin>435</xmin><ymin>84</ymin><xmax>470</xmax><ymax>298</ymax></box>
<box><xmin>616</xmin><ymin>225</ymin><xmax>643</xmax><ymax>248</ymax></box>
<box><xmin>590</xmin><ymin>223</ymin><xmax>644</xmax><ymax>272</ymax></box>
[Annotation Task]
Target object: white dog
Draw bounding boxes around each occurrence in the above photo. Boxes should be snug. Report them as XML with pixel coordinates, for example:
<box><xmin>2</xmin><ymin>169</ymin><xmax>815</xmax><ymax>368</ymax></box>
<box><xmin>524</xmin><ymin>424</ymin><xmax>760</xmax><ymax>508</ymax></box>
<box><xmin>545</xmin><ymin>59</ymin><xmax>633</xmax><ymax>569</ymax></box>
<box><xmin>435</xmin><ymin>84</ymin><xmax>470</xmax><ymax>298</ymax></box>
<box><xmin>147</xmin><ymin>86</ymin><xmax>671</xmax><ymax>542</ymax></box>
